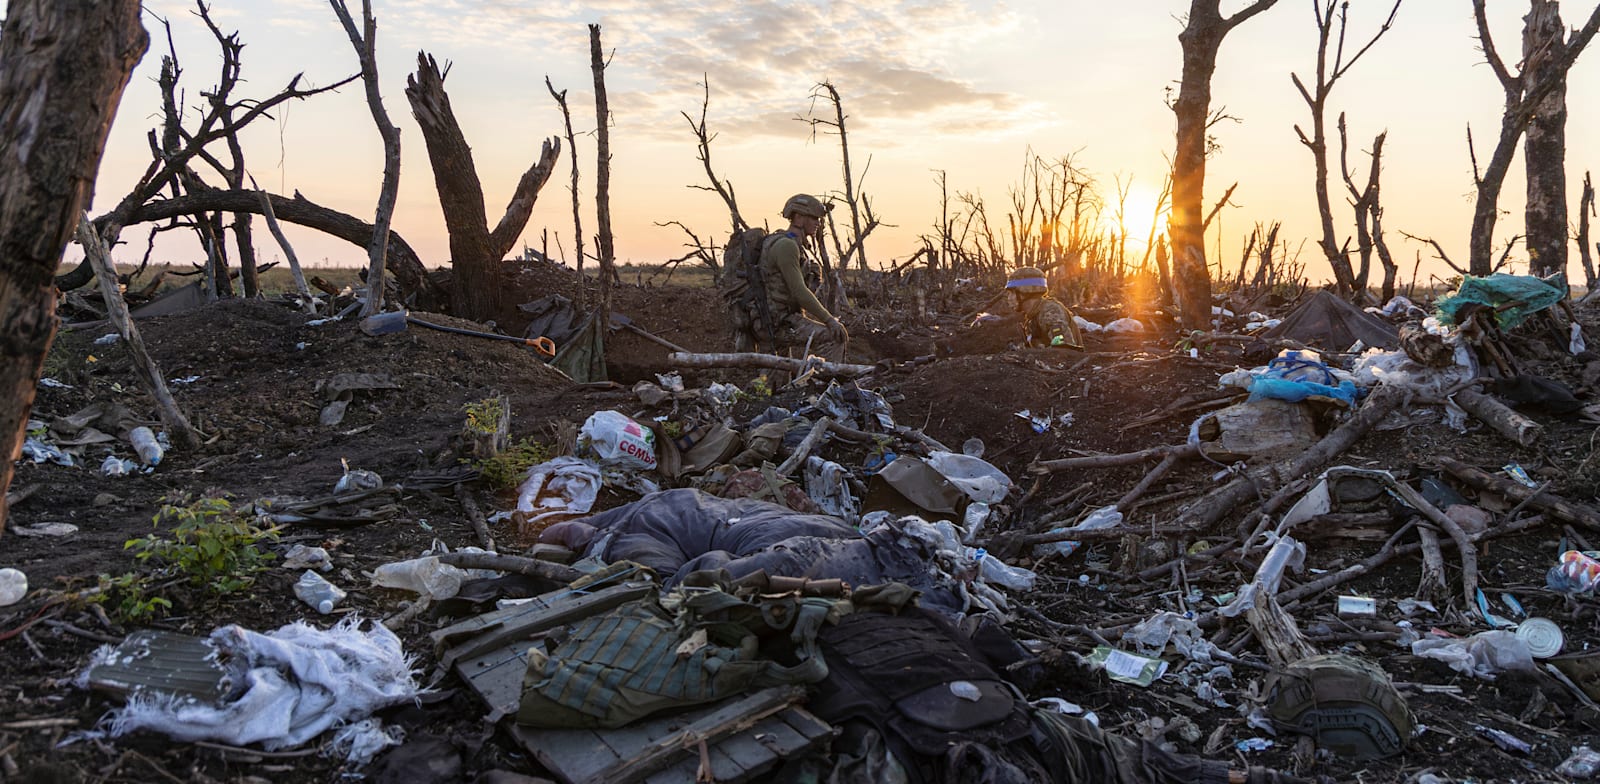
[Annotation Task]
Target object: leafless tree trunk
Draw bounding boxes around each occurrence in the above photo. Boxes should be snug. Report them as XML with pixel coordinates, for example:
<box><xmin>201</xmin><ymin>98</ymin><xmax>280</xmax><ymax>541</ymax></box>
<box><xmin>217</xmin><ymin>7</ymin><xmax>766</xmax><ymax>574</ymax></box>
<box><xmin>1339</xmin><ymin>116</ymin><xmax>1396</xmax><ymax>300</ymax></box>
<box><xmin>406</xmin><ymin>53</ymin><xmax>560</xmax><ymax>322</ymax></box>
<box><xmin>1468</xmin><ymin>0</ymin><xmax>1600</xmax><ymax>276</ymax></box>
<box><xmin>0</xmin><ymin>0</ymin><xmax>147</xmax><ymax>533</ymax></box>
<box><xmin>1524</xmin><ymin>0</ymin><xmax>1570</xmax><ymax>279</ymax></box>
<box><xmin>1293</xmin><ymin>0</ymin><xmax>1401</xmax><ymax>297</ymax></box>
<box><xmin>192</xmin><ymin>6</ymin><xmax>260</xmax><ymax>298</ymax></box>
<box><xmin>803</xmin><ymin>82</ymin><xmax>879</xmax><ymax>273</ymax></box>
<box><xmin>78</xmin><ymin>217</ymin><xmax>199</xmax><ymax>448</ymax></box>
<box><xmin>1171</xmin><ymin>0</ymin><xmax>1282</xmax><ymax>330</ymax></box>
<box><xmin>589</xmin><ymin>23</ymin><xmax>616</xmax><ymax>379</ymax></box>
<box><xmin>252</xmin><ymin>181</ymin><xmax>314</xmax><ymax>310</ymax></box>
<box><xmin>682</xmin><ymin>77</ymin><xmax>747</xmax><ymax>237</ymax></box>
<box><xmin>1580</xmin><ymin>171</ymin><xmax>1597</xmax><ymax>290</ymax></box>
<box><xmin>330</xmin><ymin>0</ymin><xmax>400</xmax><ymax>317</ymax></box>
<box><xmin>546</xmin><ymin>76</ymin><xmax>587</xmax><ymax>308</ymax></box>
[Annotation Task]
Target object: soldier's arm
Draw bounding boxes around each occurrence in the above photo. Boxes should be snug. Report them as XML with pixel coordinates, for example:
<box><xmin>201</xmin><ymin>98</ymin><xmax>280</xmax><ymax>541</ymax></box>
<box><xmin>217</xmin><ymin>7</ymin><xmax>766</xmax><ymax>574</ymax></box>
<box><xmin>771</xmin><ymin>239</ymin><xmax>835</xmax><ymax>324</ymax></box>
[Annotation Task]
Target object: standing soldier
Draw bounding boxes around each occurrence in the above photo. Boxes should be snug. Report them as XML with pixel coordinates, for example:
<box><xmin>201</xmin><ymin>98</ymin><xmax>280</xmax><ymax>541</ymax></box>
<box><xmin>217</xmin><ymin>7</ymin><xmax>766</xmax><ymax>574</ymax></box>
<box><xmin>1005</xmin><ymin>267</ymin><xmax>1084</xmax><ymax>349</ymax></box>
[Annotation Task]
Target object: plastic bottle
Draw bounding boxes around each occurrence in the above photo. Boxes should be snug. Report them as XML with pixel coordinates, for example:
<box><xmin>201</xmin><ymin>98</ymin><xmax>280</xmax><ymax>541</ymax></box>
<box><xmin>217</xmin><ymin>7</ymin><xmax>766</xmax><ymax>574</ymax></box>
<box><xmin>294</xmin><ymin>569</ymin><xmax>346</xmax><ymax>614</ymax></box>
<box><xmin>1547</xmin><ymin>550</ymin><xmax>1600</xmax><ymax>594</ymax></box>
<box><xmin>372</xmin><ymin>556</ymin><xmax>465</xmax><ymax>600</ymax></box>
<box><xmin>0</xmin><ymin>568</ymin><xmax>28</xmax><ymax>607</ymax></box>
<box><xmin>129</xmin><ymin>426</ymin><xmax>163</xmax><ymax>466</ymax></box>
<box><xmin>1556</xmin><ymin>746</ymin><xmax>1600</xmax><ymax>778</ymax></box>
<box><xmin>962</xmin><ymin>502</ymin><xmax>991</xmax><ymax>544</ymax></box>
<box><xmin>971</xmin><ymin>548</ymin><xmax>1037</xmax><ymax>591</ymax></box>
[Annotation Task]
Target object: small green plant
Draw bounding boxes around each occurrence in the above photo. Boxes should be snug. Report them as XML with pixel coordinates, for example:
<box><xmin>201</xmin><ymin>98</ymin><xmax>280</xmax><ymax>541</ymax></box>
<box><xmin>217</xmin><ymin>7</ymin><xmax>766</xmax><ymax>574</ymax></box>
<box><xmin>660</xmin><ymin>420</ymin><xmax>685</xmax><ymax>440</ymax></box>
<box><xmin>93</xmin><ymin>572</ymin><xmax>172</xmax><ymax>623</ymax></box>
<box><xmin>126</xmin><ymin>495</ymin><xmax>280</xmax><ymax>594</ymax></box>
<box><xmin>474</xmin><ymin>438</ymin><xmax>553</xmax><ymax>490</ymax></box>
<box><xmin>463</xmin><ymin>397</ymin><xmax>507</xmax><ymax>436</ymax></box>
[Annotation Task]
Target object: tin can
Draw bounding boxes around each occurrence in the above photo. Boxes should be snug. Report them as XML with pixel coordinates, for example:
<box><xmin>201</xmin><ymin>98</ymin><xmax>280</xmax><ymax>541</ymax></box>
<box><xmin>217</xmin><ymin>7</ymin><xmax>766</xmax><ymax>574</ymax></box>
<box><xmin>1515</xmin><ymin>617</ymin><xmax>1564</xmax><ymax>659</ymax></box>
<box><xmin>1337</xmin><ymin>595</ymin><xmax>1378</xmax><ymax>618</ymax></box>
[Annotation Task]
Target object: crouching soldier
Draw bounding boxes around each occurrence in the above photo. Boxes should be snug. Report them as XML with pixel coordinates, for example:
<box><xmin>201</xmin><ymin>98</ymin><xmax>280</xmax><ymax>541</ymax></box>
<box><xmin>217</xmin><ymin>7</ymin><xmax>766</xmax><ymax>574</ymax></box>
<box><xmin>1006</xmin><ymin>267</ymin><xmax>1083</xmax><ymax>349</ymax></box>
<box><xmin>723</xmin><ymin>193</ymin><xmax>849</xmax><ymax>362</ymax></box>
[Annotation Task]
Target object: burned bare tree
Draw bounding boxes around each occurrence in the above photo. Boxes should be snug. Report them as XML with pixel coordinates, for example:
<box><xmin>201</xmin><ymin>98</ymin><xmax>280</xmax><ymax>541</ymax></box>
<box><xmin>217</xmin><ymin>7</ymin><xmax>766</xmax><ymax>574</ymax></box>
<box><xmin>331</xmin><ymin>0</ymin><xmax>402</xmax><ymax>317</ymax></box>
<box><xmin>0</xmin><ymin>0</ymin><xmax>147</xmax><ymax>532</ymax></box>
<box><xmin>590</xmin><ymin>24</ymin><xmax>617</xmax><ymax>325</ymax></box>
<box><xmin>1524</xmin><ymin>0</ymin><xmax>1575</xmax><ymax>280</ymax></box>
<box><xmin>801</xmin><ymin>82</ymin><xmax>881</xmax><ymax>274</ymax></box>
<box><xmin>1581</xmin><ymin>171</ymin><xmax>1597</xmax><ymax>290</ymax></box>
<box><xmin>405</xmin><ymin>53</ymin><xmax>561</xmax><ymax>321</ymax></box>
<box><xmin>1339</xmin><ymin>117</ymin><xmax>1397</xmax><ymax>301</ymax></box>
<box><xmin>1170</xmin><ymin>0</ymin><xmax>1282</xmax><ymax>330</ymax></box>
<box><xmin>1291</xmin><ymin>0</ymin><xmax>1401</xmax><ymax>297</ymax></box>
<box><xmin>545</xmin><ymin>76</ymin><xmax>587</xmax><ymax>308</ymax></box>
<box><xmin>1468</xmin><ymin>0</ymin><xmax>1600</xmax><ymax>277</ymax></box>
<box><xmin>683</xmin><ymin>77</ymin><xmax>747</xmax><ymax>238</ymax></box>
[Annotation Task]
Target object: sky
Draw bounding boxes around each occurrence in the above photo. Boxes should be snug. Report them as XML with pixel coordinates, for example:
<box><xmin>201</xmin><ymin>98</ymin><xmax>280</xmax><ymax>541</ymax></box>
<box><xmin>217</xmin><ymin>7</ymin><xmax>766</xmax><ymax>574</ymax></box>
<box><xmin>82</xmin><ymin>1</ymin><xmax>1600</xmax><ymax>287</ymax></box>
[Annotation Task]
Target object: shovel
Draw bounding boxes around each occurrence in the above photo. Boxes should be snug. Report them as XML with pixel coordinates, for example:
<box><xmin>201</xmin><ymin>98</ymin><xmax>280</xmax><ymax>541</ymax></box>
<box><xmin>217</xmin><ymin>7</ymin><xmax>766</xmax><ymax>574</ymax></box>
<box><xmin>360</xmin><ymin>310</ymin><xmax>556</xmax><ymax>357</ymax></box>
<box><xmin>608</xmin><ymin>312</ymin><xmax>691</xmax><ymax>353</ymax></box>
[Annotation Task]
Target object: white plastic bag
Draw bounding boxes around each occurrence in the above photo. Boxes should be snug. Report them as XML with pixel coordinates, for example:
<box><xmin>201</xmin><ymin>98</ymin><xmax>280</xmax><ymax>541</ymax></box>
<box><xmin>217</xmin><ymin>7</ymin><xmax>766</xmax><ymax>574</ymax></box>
<box><xmin>578</xmin><ymin>410</ymin><xmax>657</xmax><ymax>471</ymax></box>
<box><xmin>516</xmin><ymin>456</ymin><xmax>602</xmax><ymax>525</ymax></box>
<box><xmin>1411</xmin><ymin>630</ymin><xmax>1535</xmax><ymax>679</ymax></box>
<box><xmin>926</xmin><ymin>451</ymin><xmax>1011</xmax><ymax>504</ymax></box>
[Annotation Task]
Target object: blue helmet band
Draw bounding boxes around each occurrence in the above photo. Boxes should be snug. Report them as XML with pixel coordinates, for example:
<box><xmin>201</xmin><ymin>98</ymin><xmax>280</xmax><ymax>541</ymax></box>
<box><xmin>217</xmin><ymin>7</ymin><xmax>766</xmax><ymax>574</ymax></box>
<box><xmin>1005</xmin><ymin>277</ymin><xmax>1047</xmax><ymax>289</ymax></box>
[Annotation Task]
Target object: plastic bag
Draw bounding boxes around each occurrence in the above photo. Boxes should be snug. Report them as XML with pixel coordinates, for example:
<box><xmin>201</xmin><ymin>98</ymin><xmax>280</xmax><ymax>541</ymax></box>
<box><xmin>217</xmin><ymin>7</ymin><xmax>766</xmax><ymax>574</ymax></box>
<box><xmin>926</xmin><ymin>451</ymin><xmax>1011</xmax><ymax>504</ymax></box>
<box><xmin>1411</xmin><ymin>630</ymin><xmax>1535</xmax><ymax>679</ymax></box>
<box><xmin>578</xmin><ymin>410</ymin><xmax>658</xmax><ymax>471</ymax></box>
<box><xmin>517</xmin><ymin>456</ymin><xmax>602</xmax><ymax>526</ymax></box>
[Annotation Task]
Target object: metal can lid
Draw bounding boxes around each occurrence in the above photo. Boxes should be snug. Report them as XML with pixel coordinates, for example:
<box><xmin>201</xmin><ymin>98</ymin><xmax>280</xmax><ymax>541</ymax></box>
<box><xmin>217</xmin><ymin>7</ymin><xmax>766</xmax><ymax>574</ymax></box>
<box><xmin>1515</xmin><ymin>617</ymin><xmax>1564</xmax><ymax>658</ymax></box>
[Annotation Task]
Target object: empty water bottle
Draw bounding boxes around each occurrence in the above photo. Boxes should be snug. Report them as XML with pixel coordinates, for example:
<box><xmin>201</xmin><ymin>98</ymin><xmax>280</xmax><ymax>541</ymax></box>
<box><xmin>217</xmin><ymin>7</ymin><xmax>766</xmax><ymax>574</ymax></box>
<box><xmin>129</xmin><ymin>426</ymin><xmax>163</xmax><ymax>466</ymax></box>
<box><xmin>972</xmin><ymin>548</ymin><xmax>1037</xmax><ymax>591</ymax></box>
<box><xmin>294</xmin><ymin>570</ymin><xmax>346</xmax><ymax>614</ymax></box>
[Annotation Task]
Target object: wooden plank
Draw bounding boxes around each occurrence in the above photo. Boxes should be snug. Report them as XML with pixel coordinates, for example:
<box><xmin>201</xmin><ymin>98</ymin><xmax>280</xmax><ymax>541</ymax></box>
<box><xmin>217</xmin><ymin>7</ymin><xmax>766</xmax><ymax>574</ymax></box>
<box><xmin>576</xmin><ymin>686</ymin><xmax>805</xmax><ymax>784</ymax></box>
<box><xmin>510</xmin><ymin>723</ymin><xmax>621</xmax><ymax>784</ymax></box>
<box><xmin>457</xmin><ymin>635</ymin><xmax>549</xmax><ymax>720</ymax></box>
<box><xmin>437</xmin><ymin>581</ymin><xmax>653</xmax><ymax>669</ymax></box>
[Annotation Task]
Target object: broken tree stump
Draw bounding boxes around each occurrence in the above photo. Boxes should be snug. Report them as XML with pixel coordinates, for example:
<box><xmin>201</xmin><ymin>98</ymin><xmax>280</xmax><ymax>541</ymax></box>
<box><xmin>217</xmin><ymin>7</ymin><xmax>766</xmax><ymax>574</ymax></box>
<box><xmin>1437</xmin><ymin>456</ymin><xmax>1600</xmax><ymax>531</ymax></box>
<box><xmin>1174</xmin><ymin>384</ymin><xmax>1405</xmax><ymax>532</ymax></box>
<box><xmin>1247</xmin><ymin>593</ymin><xmax>1317</xmax><ymax>668</ymax></box>
<box><xmin>1454</xmin><ymin>388</ymin><xmax>1542</xmax><ymax>447</ymax></box>
<box><xmin>1415</xmin><ymin>520</ymin><xmax>1448</xmax><ymax>603</ymax></box>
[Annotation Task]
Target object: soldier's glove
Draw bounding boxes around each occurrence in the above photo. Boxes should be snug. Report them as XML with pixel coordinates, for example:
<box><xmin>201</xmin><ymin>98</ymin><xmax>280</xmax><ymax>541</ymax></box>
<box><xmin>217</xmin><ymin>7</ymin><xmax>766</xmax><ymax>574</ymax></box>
<box><xmin>1050</xmin><ymin>334</ymin><xmax>1065</xmax><ymax>347</ymax></box>
<box><xmin>828</xmin><ymin>318</ymin><xmax>849</xmax><ymax>345</ymax></box>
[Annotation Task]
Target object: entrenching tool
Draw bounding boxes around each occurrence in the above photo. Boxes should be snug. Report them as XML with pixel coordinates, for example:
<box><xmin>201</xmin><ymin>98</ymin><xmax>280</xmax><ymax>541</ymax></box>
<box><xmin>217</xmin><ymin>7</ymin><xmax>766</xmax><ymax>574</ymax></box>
<box><xmin>359</xmin><ymin>310</ymin><xmax>556</xmax><ymax>357</ymax></box>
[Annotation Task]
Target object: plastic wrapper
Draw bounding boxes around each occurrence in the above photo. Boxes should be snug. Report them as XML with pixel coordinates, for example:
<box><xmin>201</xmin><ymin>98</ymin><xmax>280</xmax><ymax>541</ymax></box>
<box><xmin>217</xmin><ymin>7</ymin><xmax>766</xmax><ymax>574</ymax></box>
<box><xmin>926</xmin><ymin>451</ymin><xmax>1011</xmax><ymax>504</ymax></box>
<box><xmin>578</xmin><ymin>410</ymin><xmax>658</xmax><ymax>471</ymax></box>
<box><xmin>1411</xmin><ymin>630</ymin><xmax>1535</xmax><ymax>679</ymax></box>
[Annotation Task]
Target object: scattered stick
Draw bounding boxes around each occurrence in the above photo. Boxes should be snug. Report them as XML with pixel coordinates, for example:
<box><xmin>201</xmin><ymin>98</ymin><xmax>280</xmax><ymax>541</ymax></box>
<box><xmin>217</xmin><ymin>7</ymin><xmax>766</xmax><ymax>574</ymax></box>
<box><xmin>383</xmin><ymin>596</ymin><xmax>432</xmax><ymax>631</ymax></box>
<box><xmin>40</xmin><ymin>619</ymin><xmax>121</xmax><ymax>644</ymax></box>
<box><xmin>1116</xmin><ymin>449</ymin><xmax>1186</xmax><ymax>512</ymax></box>
<box><xmin>1438</xmin><ymin>457</ymin><xmax>1600</xmax><ymax>531</ymax></box>
<box><xmin>461</xmin><ymin>490</ymin><xmax>495</xmax><ymax>552</ymax></box>
<box><xmin>667</xmin><ymin>351</ymin><xmax>873</xmax><ymax>378</ymax></box>
<box><xmin>1416</xmin><ymin>521</ymin><xmax>1448</xmax><ymax>603</ymax></box>
<box><xmin>777</xmin><ymin>417</ymin><xmax>832</xmax><ymax>476</ymax></box>
<box><xmin>1031</xmin><ymin>443</ymin><xmax>1199</xmax><ymax>474</ymax></box>
<box><xmin>0</xmin><ymin>717</ymin><xmax>76</xmax><ymax>731</ymax></box>
<box><xmin>436</xmin><ymin>551</ymin><xmax>583</xmax><ymax>584</ymax></box>
<box><xmin>1246</xmin><ymin>593</ymin><xmax>1316</xmax><ymax>667</ymax></box>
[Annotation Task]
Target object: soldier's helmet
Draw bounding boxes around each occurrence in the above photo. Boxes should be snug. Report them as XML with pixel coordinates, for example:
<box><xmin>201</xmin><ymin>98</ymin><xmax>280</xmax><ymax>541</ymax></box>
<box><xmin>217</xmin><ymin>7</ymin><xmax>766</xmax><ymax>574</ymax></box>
<box><xmin>781</xmin><ymin>193</ymin><xmax>829</xmax><ymax>220</ymax></box>
<box><xmin>1005</xmin><ymin>267</ymin><xmax>1048</xmax><ymax>295</ymax></box>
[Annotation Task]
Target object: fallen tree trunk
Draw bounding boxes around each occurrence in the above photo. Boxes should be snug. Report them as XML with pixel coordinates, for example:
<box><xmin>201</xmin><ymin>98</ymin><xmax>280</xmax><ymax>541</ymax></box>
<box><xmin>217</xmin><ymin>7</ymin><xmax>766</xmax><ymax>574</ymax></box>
<box><xmin>88</xmin><ymin>188</ymin><xmax>445</xmax><ymax>306</ymax></box>
<box><xmin>1174</xmin><ymin>383</ymin><xmax>1406</xmax><ymax>531</ymax></box>
<box><xmin>436</xmin><ymin>551</ymin><xmax>583</xmax><ymax>585</ymax></box>
<box><xmin>1437</xmin><ymin>456</ymin><xmax>1600</xmax><ymax>531</ymax></box>
<box><xmin>1454</xmin><ymin>388</ymin><xmax>1542</xmax><ymax>447</ymax></box>
<box><xmin>668</xmin><ymin>351</ymin><xmax>874</xmax><ymax>378</ymax></box>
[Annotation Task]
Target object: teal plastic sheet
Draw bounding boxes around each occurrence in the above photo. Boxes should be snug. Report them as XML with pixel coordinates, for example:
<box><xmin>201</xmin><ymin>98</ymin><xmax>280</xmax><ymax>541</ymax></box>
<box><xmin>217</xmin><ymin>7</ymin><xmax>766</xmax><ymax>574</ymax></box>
<box><xmin>1435</xmin><ymin>274</ymin><xmax>1565</xmax><ymax>330</ymax></box>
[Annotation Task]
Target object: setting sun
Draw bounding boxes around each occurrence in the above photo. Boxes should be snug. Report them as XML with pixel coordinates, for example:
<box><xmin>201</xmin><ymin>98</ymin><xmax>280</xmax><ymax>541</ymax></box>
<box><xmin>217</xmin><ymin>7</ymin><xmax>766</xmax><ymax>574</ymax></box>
<box><xmin>1102</xmin><ymin>182</ymin><xmax>1170</xmax><ymax>250</ymax></box>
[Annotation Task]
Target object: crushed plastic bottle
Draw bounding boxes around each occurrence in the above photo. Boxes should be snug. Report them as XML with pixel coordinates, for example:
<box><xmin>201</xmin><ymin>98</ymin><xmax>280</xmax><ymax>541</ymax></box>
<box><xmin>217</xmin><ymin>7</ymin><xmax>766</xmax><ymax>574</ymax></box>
<box><xmin>129</xmin><ymin>426</ymin><xmax>163</xmax><ymax>466</ymax></box>
<box><xmin>282</xmin><ymin>544</ymin><xmax>333</xmax><ymax>572</ymax></box>
<box><xmin>962</xmin><ymin>502</ymin><xmax>991</xmax><ymax>544</ymax></box>
<box><xmin>293</xmin><ymin>570</ymin><xmax>347</xmax><ymax>614</ymax></box>
<box><xmin>372</xmin><ymin>555</ymin><xmax>468</xmax><ymax>600</ymax></box>
<box><xmin>972</xmin><ymin>548</ymin><xmax>1037</xmax><ymax>591</ymax></box>
<box><xmin>1548</xmin><ymin>550</ymin><xmax>1600</xmax><ymax>594</ymax></box>
<box><xmin>0</xmin><ymin>568</ymin><xmax>28</xmax><ymax>607</ymax></box>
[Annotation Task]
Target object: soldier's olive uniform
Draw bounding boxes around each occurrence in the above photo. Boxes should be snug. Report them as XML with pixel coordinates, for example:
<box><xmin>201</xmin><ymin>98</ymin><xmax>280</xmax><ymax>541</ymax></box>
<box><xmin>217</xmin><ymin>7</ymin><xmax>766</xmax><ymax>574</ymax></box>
<box><xmin>727</xmin><ymin>231</ymin><xmax>842</xmax><ymax>361</ymax></box>
<box><xmin>1020</xmin><ymin>295</ymin><xmax>1083</xmax><ymax>349</ymax></box>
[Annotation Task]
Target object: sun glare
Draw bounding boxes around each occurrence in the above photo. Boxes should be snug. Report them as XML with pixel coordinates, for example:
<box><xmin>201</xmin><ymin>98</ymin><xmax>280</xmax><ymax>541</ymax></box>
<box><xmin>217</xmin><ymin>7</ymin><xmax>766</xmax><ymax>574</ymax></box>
<box><xmin>1102</xmin><ymin>185</ymin><xmax>1169</xmax><ymax>248</ymax></box>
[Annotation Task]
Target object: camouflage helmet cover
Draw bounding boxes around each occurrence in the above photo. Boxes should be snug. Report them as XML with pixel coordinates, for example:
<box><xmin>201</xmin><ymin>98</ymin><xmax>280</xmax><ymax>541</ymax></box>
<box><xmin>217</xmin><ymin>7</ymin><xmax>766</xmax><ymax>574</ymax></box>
<box><xmin>781</xmin><ymin>193</ymin><xmax>829</xmax><ymax>219</ymax></box>
<box><xmin>1005</xmin><ymin>267</ymin><xmax>1048</xmax><ymax>294</ymax></box>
